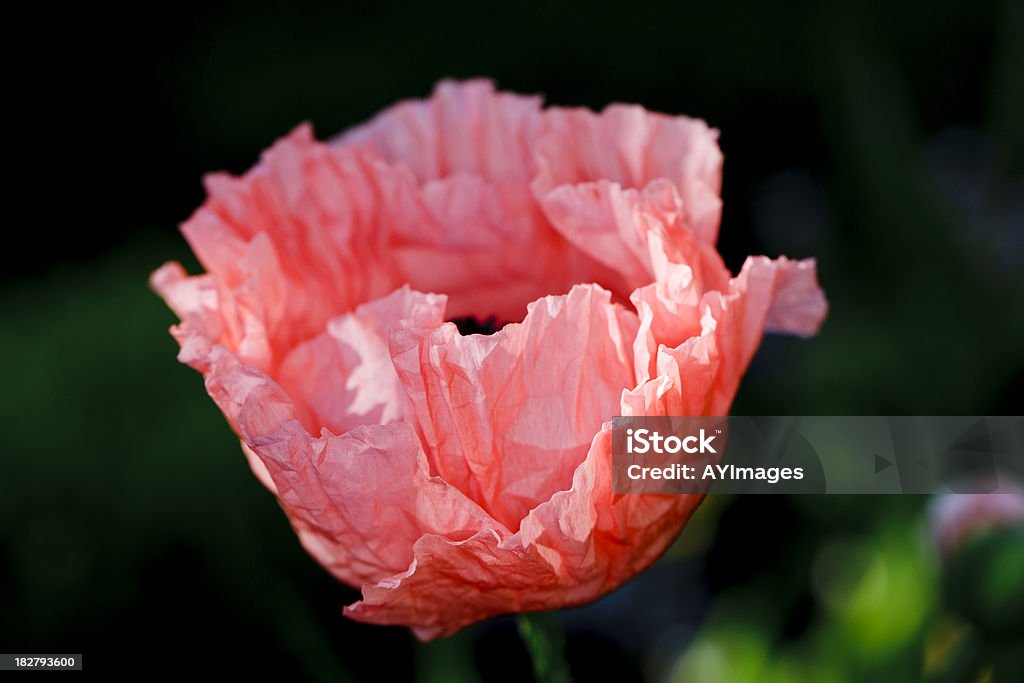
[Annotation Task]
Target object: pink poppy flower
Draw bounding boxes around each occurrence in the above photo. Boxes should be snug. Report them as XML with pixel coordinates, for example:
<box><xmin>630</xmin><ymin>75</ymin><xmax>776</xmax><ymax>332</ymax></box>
<box><xmin>151</xmin><ymin>80</ymin><xmax>827</xmax><ymax>640</ymax></box>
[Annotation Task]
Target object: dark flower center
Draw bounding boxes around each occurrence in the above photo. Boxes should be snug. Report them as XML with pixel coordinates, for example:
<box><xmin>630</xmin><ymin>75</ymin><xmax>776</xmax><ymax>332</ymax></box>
<box><xmin>449</xmin><ymin>315</ymin><xmax>503</xmax><ymax>336</ymax></box>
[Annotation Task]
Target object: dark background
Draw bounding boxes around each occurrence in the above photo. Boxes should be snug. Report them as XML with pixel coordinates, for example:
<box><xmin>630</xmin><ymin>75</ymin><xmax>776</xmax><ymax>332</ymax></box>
<box><xmin>1</xmin><ymin>1</ymin><xmax>1021</xmax><ymax>680</ymax></box>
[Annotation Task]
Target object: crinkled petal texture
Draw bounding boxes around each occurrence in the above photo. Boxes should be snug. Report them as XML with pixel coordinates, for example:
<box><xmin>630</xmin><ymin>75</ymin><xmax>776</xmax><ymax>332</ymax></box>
<box><xmin>151</xmin><ymin>79</ymin><xmax>827</xmax><ymax>640</ymax></box>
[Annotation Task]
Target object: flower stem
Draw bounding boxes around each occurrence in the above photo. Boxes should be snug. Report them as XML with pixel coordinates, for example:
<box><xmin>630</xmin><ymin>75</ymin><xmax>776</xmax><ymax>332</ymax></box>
<box><xmin>516</xmin><ymin>612</ymin><xmax>574</xmax><ymax>683</ymax></box>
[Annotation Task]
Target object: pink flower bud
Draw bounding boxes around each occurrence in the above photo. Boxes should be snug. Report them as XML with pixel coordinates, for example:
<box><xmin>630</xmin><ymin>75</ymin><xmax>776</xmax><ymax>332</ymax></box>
<box><xmin>930</xmin><ymin>480</ymin><xmax>1024</xmax><ymax>558</ymax></box>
